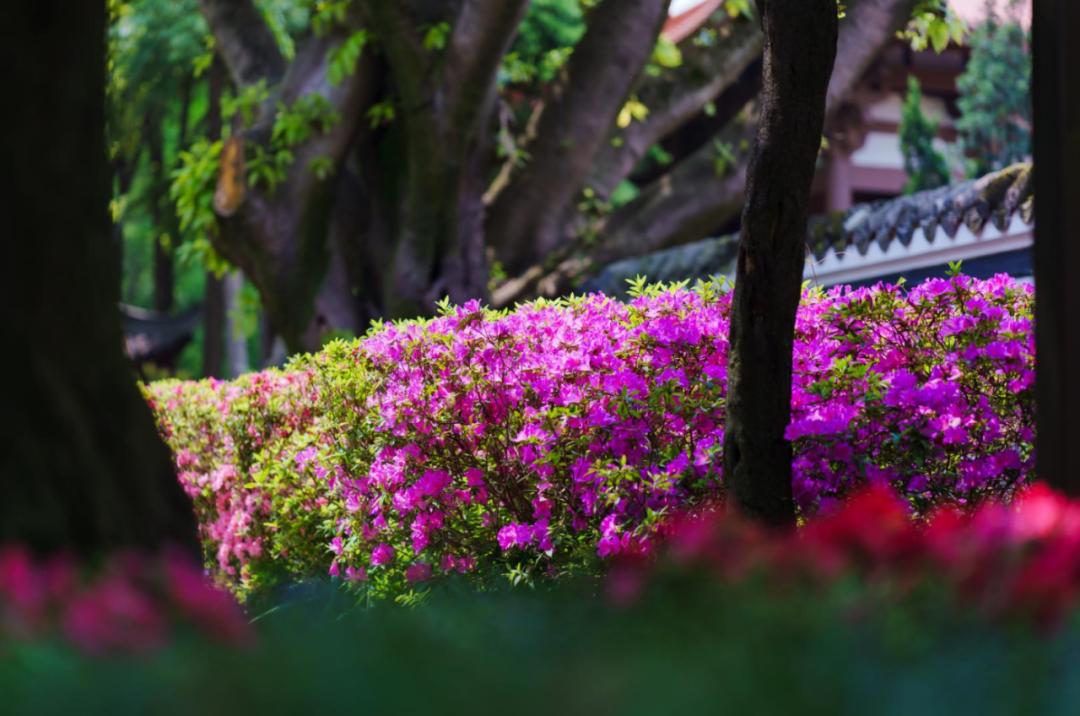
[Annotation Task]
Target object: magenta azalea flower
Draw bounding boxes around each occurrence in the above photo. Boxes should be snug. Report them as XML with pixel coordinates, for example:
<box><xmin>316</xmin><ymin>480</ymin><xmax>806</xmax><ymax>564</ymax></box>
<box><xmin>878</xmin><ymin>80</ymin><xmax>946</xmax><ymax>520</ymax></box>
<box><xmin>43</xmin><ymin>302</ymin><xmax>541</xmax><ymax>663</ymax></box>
<box><xmin>370</xmin><ymin>544</ymin><xmax>395</xmax><ymax>567</ymax></box>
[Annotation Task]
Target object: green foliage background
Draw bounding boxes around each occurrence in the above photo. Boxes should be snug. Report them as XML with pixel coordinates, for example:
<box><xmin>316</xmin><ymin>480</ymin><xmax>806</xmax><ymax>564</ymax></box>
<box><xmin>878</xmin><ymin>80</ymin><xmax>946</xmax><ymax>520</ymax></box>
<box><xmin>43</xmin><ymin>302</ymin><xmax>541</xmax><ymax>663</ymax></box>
<box><xmin>899</xmin><ymin>76</ymin><xmax>951</xmax><ymax>194</ymax></box>
<box><xmin>955</xmin><ymin>3</ymin><xmax>1032</xmax><ymax>177</ymax></box>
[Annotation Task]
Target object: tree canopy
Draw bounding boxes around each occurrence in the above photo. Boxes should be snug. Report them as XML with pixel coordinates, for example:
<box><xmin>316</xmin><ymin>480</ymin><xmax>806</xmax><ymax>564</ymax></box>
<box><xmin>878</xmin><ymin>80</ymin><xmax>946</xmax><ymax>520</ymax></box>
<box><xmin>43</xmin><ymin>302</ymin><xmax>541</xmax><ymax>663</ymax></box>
<box><xmin>103</xmin><ymin>0</ymin><xmax>946</xmax><ymax>354</ymax></box>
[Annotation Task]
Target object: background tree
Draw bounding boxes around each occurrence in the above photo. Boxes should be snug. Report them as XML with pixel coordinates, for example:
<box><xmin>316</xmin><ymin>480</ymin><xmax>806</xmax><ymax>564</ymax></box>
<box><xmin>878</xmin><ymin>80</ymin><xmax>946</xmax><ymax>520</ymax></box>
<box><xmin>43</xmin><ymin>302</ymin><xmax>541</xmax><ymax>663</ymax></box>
<box><xmin>108</xmin><ymin>0</ymin><xmax>278</xmax><ymax>377</ymax></box>
<box><xmin>493</xmin><ymin>0</ymin><xmax>923</xmax><ymax>308</ymax></box>
<box><xmin>160</xmin><ymin>0</ymin><xmax>921</xmax><ymax>353</ymax></box>
<box><xmin>899</xmin><ymin>75</ymin><xmax>951</xmax><ymax>193</ymax></box>
<box><xmin>956</xmin><ymin>1</ymin><xmax>1032</xmax><ymax>177</ymax></box>
<box><xmin>3</xmin><ymin>1</ymin><xmax>197</xmax><ymax>552</ymax></box>
<box><xmin>109</xmin><ymin>0</ymin><xmax>207</xmax><ymax>315</ymax></box>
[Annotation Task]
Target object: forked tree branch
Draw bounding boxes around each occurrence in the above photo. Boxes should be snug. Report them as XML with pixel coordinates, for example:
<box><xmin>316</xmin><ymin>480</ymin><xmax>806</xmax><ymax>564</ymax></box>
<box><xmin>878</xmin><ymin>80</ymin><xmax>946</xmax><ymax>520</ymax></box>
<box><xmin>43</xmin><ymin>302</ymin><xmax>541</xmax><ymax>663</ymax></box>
<box><xmin>493</xmin><ymin>0</ymin><xmax>918</xmax><ymax>305</ymax></box>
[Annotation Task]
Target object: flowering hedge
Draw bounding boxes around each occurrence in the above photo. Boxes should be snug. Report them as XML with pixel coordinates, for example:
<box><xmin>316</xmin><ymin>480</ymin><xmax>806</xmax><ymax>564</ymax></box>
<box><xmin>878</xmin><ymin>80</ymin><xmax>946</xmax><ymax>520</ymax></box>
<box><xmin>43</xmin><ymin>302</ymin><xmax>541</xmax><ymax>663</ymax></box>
<box><xmin>146</xmin><ymin>275</ymin><xmax>1034</xmax><ymax>596</ymax></box>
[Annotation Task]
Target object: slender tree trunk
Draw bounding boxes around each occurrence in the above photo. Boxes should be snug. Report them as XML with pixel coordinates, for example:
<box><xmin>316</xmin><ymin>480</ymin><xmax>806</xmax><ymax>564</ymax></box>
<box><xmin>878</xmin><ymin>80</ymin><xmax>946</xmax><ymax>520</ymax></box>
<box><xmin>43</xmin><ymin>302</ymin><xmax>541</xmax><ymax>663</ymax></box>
<box><xmin>224</xmin><ymin>271</ymin><xmax>250</xmax><ymax>377</ymax></box>
<box><xmin>2</xmin><ymin>1</ymin><xmax>198</xmax><ymax>553</ymax></box>
<box><xmin>1034</xmin><ymin>0</ymin><xmax>1080</xmax><ymax>493</ymax></box>
<box><xmin>151</xmin><ymin>78</ymin><xmax>193</xmax><ymax>315</ymax></box>
<box><xmin>723</xmin><ymin>0</ymin><xmax>838</xmax><ymax>526</ymax></box>
<box><xmin>152</xmin><ymin>234</ymin><xmax>175</xmax><ymax>313</ymax></box>
<box><xmin>112</xmin><ymin>158</ymin><xmax>136</xmax><ymax>274</ymax></box>
<box><xmin>203</xmin><ymin>272</ymin><xmax>226</xmax><ymax>377</ymax></box>
<box><xmin>147</xmin><ymin>113</ymin><xmax>176</xmax><ymax>313</ymax></box>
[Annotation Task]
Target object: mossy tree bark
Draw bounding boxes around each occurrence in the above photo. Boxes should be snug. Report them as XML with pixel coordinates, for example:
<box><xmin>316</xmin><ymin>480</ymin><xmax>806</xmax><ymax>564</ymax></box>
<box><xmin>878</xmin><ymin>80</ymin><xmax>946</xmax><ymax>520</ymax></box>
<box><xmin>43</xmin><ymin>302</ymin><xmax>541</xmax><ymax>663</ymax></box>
<box><xmin>722</xmin><ymin>0</ymin><xmax>838</xmax><ymax>526</ymax></box>
<box><xmin>2</xmin><ymin>1</ymin><xmax>198</xmax><ymax>553</ymax></box>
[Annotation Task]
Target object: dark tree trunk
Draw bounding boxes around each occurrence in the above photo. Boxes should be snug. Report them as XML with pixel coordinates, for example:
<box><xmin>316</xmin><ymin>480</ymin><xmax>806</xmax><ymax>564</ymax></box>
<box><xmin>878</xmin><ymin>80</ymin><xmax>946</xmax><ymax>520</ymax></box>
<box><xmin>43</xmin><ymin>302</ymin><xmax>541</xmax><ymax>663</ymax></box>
<box><xmin>153</xmin><ymin>240</ymin><xmax>176</xmax><ymax>313</ymax></box>
<box><xmin>2</xmin><ymin>2</ymin><xmax>198</xmax><ymax>553</ymax></box>
<box><xmin>145</xmin><ymin>112</ymin><xmax>173</xmax><ymax>313</ymax></box>
<box><xmin>1033</xmin><ymin>0</ymin><xmax>1080</xmax><ymax>493</ymax></box>
<box><xmin>723</xmin><ymin>0</ymin><xmax>838</xmax><ymax>527</ymax></box>
<box><xmin>152</xmin><ymin>235</ymin><xmax>175</xmax><ymax>314</ymax></box>
<box><xmin>150</xmin><ymin>140</ymin><xmax>176</xmax><ymax>316</ymax></box>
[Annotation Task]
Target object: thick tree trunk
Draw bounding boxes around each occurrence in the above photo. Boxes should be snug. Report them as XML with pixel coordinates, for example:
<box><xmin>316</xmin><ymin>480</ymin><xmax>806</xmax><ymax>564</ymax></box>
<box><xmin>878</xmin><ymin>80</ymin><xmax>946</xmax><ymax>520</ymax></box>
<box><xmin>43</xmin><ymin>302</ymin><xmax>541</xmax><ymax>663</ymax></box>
<box><xmin>723</xmin><ymin>0</ymin><xmax>838</xmax><ymax>526</ymax></box>
<box><xmin>2</xmin><ymin>1</ymin><xmax>198</xmax><ymax>553</ymax></box>
<box><xmin>382</xmin><ymin>144</ymin><xmax>494</xmax><ymax>319</ymax></box>
<box><xmin>363</xmin><ymin>0</ymin><xmax>528</xmax><ymax>320</ymax></box>
<box><xmin>1033</xmin><ymin>0</ymin><xmax>1080</xmax><ymax>493</ymax></box>
<box><xmin>203</xmin><ymin>21</ymin><xmax>375</xmax><ymax>353</ymax></box>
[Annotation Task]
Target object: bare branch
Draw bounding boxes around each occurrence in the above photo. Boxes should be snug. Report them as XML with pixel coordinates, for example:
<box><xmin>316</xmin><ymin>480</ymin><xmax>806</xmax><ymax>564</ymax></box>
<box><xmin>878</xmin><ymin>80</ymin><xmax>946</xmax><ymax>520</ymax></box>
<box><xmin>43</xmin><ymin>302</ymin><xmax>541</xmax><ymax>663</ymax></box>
<box><xmin>594</xmin><ymin>0</ymin><xmax>918</xmax><ymax>261</ymax></box>
<box><xmin>589</xmin><ymin>18</ymin><xmax>762</xmax><ymax>199</ymax></box>
<box><xmin>490</xmin><ymin>126</ymin><xmax>751</xmax><ymax>306</ymax></box>
<box><xmin>603</xmin><ymin>0</ymin><xmax>919</xmax><ymax>261</ymax></box>
<box><xmin>599</xmin><ymin>143</ymin><xmax>749</xmax><ymax>264</ymax></box>
<box><xmin>198</xmin><ymin>0</ymin><xmax>286</xmax><ymax>87</ymax></box>
<box><xmin>485</xmin><ymin>0</ymin><xmax>672</xmax><ymax>273</ymax></box>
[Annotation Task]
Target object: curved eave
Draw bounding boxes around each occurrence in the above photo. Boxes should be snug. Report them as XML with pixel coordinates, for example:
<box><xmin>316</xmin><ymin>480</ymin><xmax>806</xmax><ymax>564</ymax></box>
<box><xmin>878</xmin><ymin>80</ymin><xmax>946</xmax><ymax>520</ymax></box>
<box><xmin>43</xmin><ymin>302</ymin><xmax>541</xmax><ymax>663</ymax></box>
<box><xmin>804</xmin><ymin>213</ymin><xmax>1034</xmax><ymax>287</ymax></box>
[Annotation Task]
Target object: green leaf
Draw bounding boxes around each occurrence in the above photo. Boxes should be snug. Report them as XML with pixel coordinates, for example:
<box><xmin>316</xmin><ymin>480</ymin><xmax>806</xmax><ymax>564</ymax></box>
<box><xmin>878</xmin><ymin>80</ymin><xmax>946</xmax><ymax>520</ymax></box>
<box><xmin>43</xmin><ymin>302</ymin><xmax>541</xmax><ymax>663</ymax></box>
<box><xmin>423</xmin><ymin>22</ymin><xmax>451</xmax><ymax>52</ymax></box>
<box><xmin>928</xmin><ymin>18</ymin><xmax>950</xmax><ymax>53</ymax></box>
<box><xmin>328</xmin><ymin>30</ymin><xmax>369</xmax><ymax>86</ymax></box>
<box><xmin>651</xmin><ymin>37</ymin><xmax>682</xmax><ymax>69</ymax></box>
